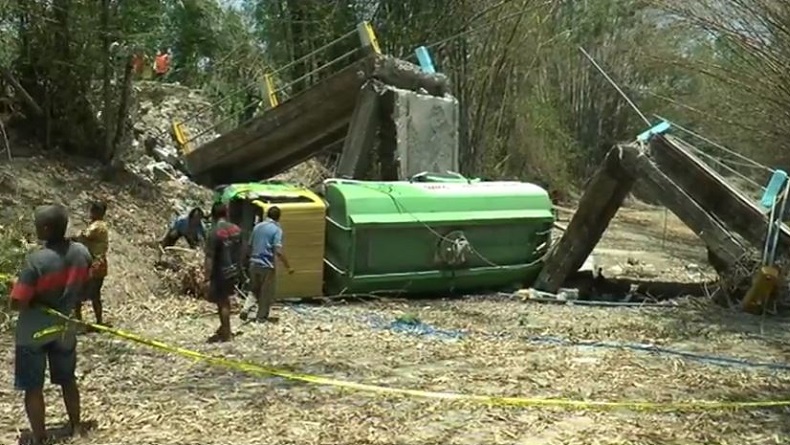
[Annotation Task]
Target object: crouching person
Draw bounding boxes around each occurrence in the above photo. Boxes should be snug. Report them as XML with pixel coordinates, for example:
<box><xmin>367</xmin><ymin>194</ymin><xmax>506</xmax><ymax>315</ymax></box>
<box><xmin>161</xmin><ymin>207</ymin><xmax>205</xmax><ymax>249</ymax></box>
<box><xmin>204</xmin><ymin>202</ymin><xmax>243</xmax><ymax>343</ymax></box>
<box><xmin>9</xmin><ymin>205</ymin><xmax>93</xmax><ymax>444</ymax></box>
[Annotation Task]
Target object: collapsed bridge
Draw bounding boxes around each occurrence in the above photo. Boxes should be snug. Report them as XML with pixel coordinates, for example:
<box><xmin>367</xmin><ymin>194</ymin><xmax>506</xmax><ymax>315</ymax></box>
<box><xmin>177</xmin><ymin>23</ymin><xmax>461</xmax><ymax>187</ymax></box>
<box><xmin>536</xmin><ymin>124</ymin><xmax>788</xmax><ymax>310</ymax></box>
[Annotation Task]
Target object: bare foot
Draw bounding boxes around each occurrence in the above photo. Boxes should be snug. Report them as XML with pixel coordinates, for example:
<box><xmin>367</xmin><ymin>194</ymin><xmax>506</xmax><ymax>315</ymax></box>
<box><xmin>67</xmin><ymin>419</ymin><xmax>96</xmax><ymax>437</ymax></box>
<box><xmin>206</xmin><ymin>333</ymin><xmax>231</xmax><ymax>343</ymax></box>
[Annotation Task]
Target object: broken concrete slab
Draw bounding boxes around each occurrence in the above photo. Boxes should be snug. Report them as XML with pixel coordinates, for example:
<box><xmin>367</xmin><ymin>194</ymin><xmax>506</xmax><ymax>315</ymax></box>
<box><xmin>535</xmin><ymin>142</ymin><xmax>754</xmax><ymax>296</ymax></box>
<box><xmin>535</xmin><ymin>147</ymin><xmax>635</xmax><ymax>293</ymax></box>
<box><xmin>387</xmin><ymin>86</ymin><xmax>459</xmax><ymax>179</ymax></box>
<box><xmin>337</xmin><ymin>81</ymin><xmax>383</xmax><ymax>179</ymax></box>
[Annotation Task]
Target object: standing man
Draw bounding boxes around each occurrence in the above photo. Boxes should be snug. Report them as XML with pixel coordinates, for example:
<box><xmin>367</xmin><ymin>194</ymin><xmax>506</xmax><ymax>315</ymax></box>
<box><xmin>204</xmin><ymin>202</ymin><xmax>242</xmax><ymax>343</ymax></box>
<box><xmin>9</xmin><ymin>205</ymin><xmax>93</xmax><ymax>444</ymax></box>
<box><xmin>74</xmin><ymin>201</ymin><xmax>109</xmax><ymax>328</ymax></box>
<box><xmin>242</xmin><ymin>206</ymin><xmax>294</xmax><ymax>323</ymax></box>
<box><xmin>161</xmin><ymin>208</ymin><xmax>205</xmax><ymax>249</ymax></box>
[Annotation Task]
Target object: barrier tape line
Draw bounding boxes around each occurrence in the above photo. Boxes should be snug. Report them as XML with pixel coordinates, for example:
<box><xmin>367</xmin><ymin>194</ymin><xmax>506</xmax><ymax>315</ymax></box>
<box><xmin>18</xmin><ymin>308</ymin><xmax>789</xmax><ymax>411</ymax></box>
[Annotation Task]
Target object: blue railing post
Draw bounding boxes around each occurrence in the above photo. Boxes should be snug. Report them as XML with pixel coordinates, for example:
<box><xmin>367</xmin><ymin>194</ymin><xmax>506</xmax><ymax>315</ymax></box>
<box><xmin>415</xmin><ymin>46</ymin><xmax>436</xmax><ymax>74</ymax></box>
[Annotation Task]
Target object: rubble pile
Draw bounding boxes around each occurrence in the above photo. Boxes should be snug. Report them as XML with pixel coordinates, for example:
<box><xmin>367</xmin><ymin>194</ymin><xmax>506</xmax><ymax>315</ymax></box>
<box><xmin>123</xmin><ymin>81</ymin><xmax>221</xmax><ymax>182</ymax></box>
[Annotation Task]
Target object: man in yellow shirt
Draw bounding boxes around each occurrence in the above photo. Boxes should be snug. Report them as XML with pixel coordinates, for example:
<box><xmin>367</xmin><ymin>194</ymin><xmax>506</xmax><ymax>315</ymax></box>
<box><xmin>74</xmin><ymin>201</ymin><xmax>109</xmax><ymax>327</ymax></box>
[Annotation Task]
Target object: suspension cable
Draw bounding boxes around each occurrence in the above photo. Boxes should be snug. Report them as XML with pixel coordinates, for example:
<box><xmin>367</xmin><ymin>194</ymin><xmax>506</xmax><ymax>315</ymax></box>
<box><xmin>655</xmin><ymin>114</ymin><xmax>774</xmax><ymax>173</ymax></box>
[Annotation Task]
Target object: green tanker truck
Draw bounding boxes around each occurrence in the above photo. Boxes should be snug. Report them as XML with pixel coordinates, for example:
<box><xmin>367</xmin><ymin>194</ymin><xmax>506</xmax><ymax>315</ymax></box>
<box><xmin>213</xmin><ymin>173</ymin><xmax>554</xmax><ymax>299</ymax></box>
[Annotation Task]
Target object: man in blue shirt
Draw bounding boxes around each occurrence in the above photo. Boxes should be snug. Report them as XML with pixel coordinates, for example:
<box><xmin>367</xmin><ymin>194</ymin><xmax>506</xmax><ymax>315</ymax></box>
<box><xmin>241</xmin><ymin>206</ymin><xmax>293</xmax><ymax>322</ymax></box>
<box><xmin>160</xmin><ymin>207</ymin><xmax>205</xmax><ymax>249</ymax></box>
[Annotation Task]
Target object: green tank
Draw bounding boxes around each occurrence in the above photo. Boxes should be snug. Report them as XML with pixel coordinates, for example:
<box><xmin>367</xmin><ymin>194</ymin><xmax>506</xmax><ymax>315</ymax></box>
<box><xmin>322</xmin><ymin>179</ymin><xmax>554</xmax><ymax>296</ymax></box>
<box><xmin>408</xmin><ymin>171</ymin><xmax>482</xmax><ymax>183</ymax></box>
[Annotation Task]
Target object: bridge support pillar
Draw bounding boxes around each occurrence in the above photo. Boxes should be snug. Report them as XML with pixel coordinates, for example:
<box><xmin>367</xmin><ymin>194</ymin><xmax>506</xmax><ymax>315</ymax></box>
<box><xmin>382</xmin><ymin>86</ymin><xmax>460</xmax><ymax>180</ymax></box>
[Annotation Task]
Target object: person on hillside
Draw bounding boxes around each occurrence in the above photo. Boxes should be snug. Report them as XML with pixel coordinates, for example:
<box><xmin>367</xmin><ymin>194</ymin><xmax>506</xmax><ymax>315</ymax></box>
<box><xmin>154</xmin><ymin>47</ymin><xmax>170</xmax><ymax>80</ymax></box>
<box><xmin>204</xmin><ymin>202</ymin><xmax>243</xmax><ymax>343</ymax></box>
<box><xmin>161</xmin><ymin>208</ymin><xmax>205</xmax><ymax>249</ymax></box>
<box><xmin>131</xmin><ymin>49</ymin><xmax>146</xmax><ymax>78</ymax></box>
<box><xmin>9</xmin><ymin>205</ymin><xmax>93</xmax><ymax>444</ymax></box>
<box><xmin>73</xmin><ymin>201</ymin><xmax>109</xmax><ymax>329</ymax></box>
<box><xmin>241</xmin><ymin>206</ymin><xmax>294</xmax><ymax>323</ymax></box>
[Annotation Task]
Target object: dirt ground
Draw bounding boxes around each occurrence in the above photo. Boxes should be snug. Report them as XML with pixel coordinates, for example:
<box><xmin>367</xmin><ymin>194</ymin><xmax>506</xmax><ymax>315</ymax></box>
<box><xmin>1</xmin><ymin>156</ymin><xmax>790</xmax><ymax>445</ymax></box>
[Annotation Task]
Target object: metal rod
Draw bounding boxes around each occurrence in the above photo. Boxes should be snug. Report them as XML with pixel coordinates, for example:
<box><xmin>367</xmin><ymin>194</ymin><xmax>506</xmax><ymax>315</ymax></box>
<box><xmin>768</xmin><ymin>182</ymin><xmax>789</xmax><ymax>264</ymax></box>
<box><xmin>686</xmin><ymin>144</ymin><xmax>763</xmax><ymax>190</ymax></box>
<box><xmin>274</xmin><ymin>47</ymin><xmax>361</xmax><ymax>96</ymax></box>
<box><xmin>578</xmin><ymin>46</ymin><xmax>651</xmax><ymax>126</ymax></box>
<box><xmin>270</xmin><ymin>28</ymin><xmax>357</xmax><ymax>77</ymax></box>
<box><xmin>176</xmin><ymin>33</ymin><xmax>357</xmax><ymax>128</ymax></box>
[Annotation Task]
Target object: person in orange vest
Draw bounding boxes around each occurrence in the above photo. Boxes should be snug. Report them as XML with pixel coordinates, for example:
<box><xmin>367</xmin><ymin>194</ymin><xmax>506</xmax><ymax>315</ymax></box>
<box><xmin>131</xmin><ymin>50</ymin><xmax>145</xmax><ymax>78</ymax></box>
<box><xmin>154</xmin><ymin>48</ymin><xmax>171</xmax><ymax>80</ymax></box>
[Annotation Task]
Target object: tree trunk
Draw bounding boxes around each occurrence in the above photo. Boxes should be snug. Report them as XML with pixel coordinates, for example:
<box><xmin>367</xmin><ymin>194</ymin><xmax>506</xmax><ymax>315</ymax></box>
<box><xmin>101</xmin><ymin>0</ymin><xmax>113</xmax><ymax>161</ymax></box>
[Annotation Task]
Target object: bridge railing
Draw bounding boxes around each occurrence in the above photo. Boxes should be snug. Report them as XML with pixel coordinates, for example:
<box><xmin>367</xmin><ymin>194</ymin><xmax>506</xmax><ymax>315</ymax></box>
<box><xmin>263</xmin><ymin>21</ymin><xmax>381</xmax><ymax>108</ymax></box>
<box><xmin>174</xmin><ymin>21</ymin><xmax>382</xmax><ymax>155</ymax></box>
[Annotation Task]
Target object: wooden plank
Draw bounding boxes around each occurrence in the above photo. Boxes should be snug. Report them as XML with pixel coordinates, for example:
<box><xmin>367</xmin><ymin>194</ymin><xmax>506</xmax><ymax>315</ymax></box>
<box><xmin>336</xmin><ymin>81</ymin><xmax>382</xmax><ymax>178</ymax></box>
<box><xmin>651</xmin><ymin>135</ymin><xmax>789</xmax><ymax>253</ymax></box>
<box><xmin>534</xmin><ymin>146</ymin><xmax>636</xmax><ymax>293</ymax></box>
<box><xmin>619</xmin><ymin>144</ymin><xmax>746</xmax><ymax>270</ymax></box>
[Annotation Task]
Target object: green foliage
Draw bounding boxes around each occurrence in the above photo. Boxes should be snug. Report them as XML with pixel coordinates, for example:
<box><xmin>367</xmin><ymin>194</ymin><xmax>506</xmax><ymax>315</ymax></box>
<box><xmin>1</xmin><ymin>0</ymin><xmax>780</xmax><ymax>192</ymax></box>
<box><xmin>0</xmin><ymin>221</ymin><xmax>28</xmax><ymax>331</ymax></box>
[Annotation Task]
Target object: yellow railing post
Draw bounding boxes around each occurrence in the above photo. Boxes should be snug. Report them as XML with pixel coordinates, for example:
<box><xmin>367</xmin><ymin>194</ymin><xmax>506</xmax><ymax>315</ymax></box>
<box><xmin>356</xmin><ymin>21</ymin><xmax>381</xmax><ymax>55</ymax></box>
<box><xmin>264</xmin><ymin>73</ymin><xmax>279</xmax><ymax>108</ymax></box>
<box><xmin>171</xmin><ymin>121</ymin><xmax>193</xmax><ymax>155</ymax></box>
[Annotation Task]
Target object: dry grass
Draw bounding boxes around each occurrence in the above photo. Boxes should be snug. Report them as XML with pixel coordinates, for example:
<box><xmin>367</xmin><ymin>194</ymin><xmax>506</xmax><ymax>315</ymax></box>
<box><xmin>157</xmin><ymin>246</ymin><xmax>207</xmax><ymax>299</ymax></box>
<box><xmin>2</xmin><ymin>156</ymin><xmax>790</xmax><ymax>444</ymax></box>
<box><xmin>4</xmin><ymin>296</ymin><xmax>790</xmax><ymax>444</ymax></box>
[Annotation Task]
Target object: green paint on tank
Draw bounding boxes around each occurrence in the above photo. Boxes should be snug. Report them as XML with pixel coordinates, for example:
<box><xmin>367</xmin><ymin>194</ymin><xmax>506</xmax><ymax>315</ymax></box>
<box><xmin>323</xmin><ymin>179</ymin><xmax>554</xmax><ymax>296</ymax></box>
<box><xmin>213</xmin><ymin>181</ymin><xmax>307</xmax><ymax>204</ymax></box>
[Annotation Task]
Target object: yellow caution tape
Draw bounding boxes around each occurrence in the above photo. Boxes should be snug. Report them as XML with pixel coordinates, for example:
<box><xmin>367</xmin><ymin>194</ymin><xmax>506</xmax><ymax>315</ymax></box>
<box><xmin>30</xmin><ymin>309</ymin><xmax>790</xmax><ymax>411</ymax></box>
<box><xmin>33</xmin><ymin>325</ymin><xmax>66</xmax><ymax>338</ymax></box>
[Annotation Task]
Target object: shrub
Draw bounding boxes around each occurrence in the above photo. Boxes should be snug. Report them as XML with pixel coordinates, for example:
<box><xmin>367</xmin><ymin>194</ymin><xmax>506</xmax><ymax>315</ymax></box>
<box><xmin>0</xmin><ymin>220</ymin><xmax>30</xmax><ymax>331</ymax></box>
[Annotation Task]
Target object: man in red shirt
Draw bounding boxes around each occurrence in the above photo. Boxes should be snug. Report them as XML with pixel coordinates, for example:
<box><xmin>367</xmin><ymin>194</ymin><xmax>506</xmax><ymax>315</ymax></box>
<box><xmin>204</xmin><ymin>202</ymin><xmax>243</xmax><ymax>343</ymax></box>
<box><xmin>9</xmin><ymin>205</ymin><xmax>93</xmax><ymax>444</ymax></box>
